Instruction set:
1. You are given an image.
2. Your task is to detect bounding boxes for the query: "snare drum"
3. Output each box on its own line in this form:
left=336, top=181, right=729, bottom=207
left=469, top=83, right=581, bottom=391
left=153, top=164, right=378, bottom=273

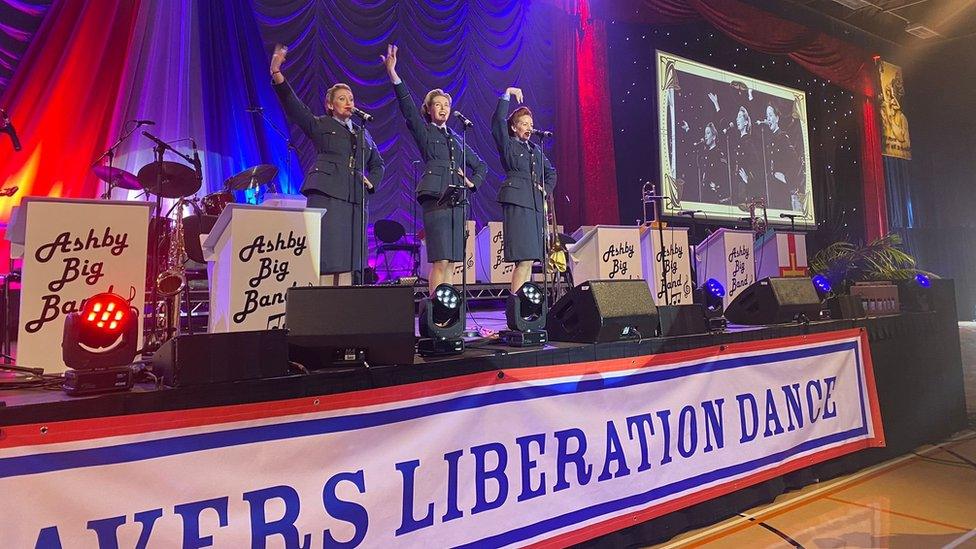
left=201, top=191, right=233, bottom=216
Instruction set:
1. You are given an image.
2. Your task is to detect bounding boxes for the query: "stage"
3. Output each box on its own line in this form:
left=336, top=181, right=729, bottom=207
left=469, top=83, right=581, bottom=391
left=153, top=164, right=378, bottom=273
left=0, top=282, right=967, bottom=547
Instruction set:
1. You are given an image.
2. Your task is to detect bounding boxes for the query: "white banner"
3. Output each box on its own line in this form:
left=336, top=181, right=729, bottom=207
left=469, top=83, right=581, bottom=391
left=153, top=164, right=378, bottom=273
left=14, top=198, right=150, bottom=373
left=0, top=330, right=882, bottom=547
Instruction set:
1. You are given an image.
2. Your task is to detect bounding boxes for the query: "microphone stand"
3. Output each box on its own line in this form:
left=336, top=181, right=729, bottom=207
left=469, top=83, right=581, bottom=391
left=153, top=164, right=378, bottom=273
left=250, top=107, right=294, bottom=192
left=141, top=131, right=195, bottom=350
left=358, top=117, right=368, bottom=285
left=645, top=185, right=671, bottom=307
left=535, top=134, right=551, bottom=311
left=459, top=124, right=471, bottom=337
left=411, top=160, right=424, bottom=281
left=92, top=120, right=144, bottom=199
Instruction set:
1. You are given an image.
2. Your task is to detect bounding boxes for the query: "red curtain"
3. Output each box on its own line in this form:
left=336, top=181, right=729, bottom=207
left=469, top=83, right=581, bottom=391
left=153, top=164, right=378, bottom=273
left=0, top=0, right=141, bottom=271
left=552, top=0, right=620, bottom=231
left=552, top=0, right=889, bottom=239
left=0, top=0, right=142, bottom=219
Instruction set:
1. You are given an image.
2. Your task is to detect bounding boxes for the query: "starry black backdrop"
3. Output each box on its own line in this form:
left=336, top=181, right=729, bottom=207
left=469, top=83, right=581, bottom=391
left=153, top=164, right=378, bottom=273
left=606, top=20, right=865, bottom=251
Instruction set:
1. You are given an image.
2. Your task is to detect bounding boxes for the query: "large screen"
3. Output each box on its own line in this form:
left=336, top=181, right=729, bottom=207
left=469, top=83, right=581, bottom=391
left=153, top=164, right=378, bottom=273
left=657, top=51, right=815, bottom=226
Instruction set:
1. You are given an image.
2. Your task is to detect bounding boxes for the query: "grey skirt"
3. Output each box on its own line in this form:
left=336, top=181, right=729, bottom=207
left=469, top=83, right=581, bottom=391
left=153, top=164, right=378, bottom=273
left=305, top=192, right=364, bottom=274
left=502, top=203, right=544, bottom=263
left=421, top=196, right=465, bottom=262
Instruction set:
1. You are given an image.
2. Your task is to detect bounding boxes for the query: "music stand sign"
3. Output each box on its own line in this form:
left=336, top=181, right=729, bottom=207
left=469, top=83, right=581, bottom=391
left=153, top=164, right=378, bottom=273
left=203, top=204, right=322, bottom=333
left=7, top=198, right=150, bottom=373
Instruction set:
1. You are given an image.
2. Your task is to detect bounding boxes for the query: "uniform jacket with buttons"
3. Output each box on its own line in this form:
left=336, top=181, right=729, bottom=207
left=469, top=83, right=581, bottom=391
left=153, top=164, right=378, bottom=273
left=394, top=81, right=486, bottom=202
left=273, top=80, right=384, bottom=204
left=491, top=97, right=556, bottom=211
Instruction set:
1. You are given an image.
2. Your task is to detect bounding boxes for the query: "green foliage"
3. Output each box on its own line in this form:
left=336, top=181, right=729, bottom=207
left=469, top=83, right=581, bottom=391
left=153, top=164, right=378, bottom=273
left=809, top=234, right=935, bottom=291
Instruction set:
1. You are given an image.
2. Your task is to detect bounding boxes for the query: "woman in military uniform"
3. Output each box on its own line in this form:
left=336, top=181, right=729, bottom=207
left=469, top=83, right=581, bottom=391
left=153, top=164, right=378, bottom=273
left=491, top=87, right=556, bottom=293
left=270, top=44, right=385, bottom=285
left=382, top=44, right=487, bottom=295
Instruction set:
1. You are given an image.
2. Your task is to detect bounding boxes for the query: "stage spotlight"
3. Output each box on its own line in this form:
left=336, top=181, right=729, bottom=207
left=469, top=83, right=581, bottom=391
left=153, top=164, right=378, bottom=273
left=62, top=288, right=139, bottom=395
left=693, top=278, right=726, bottom=330
left=418, top=283, right=465, bottom=355
left=501, top=282, right=548, bottom=347
left=812, top=274, right=832, bottom=297
left=915, top=273, right=931, bottom=288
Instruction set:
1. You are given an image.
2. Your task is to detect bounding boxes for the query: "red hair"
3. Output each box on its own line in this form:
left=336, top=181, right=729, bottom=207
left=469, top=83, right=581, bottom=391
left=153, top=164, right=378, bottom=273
left=507, top=106, right=533, bottom=136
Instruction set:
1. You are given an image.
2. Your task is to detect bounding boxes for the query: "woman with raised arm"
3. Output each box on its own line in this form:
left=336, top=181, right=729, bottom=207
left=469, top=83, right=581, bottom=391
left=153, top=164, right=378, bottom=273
left=491, top=87, right=556, bottom=293
left=382, top=44, right=487, bottom=295
left=269, top=44, right=385, bottom=285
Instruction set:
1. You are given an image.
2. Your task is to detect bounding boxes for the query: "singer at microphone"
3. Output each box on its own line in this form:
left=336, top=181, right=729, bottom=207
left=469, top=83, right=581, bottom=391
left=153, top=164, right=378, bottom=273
left=698, top=122, right=730, bottom=204
left=493, top=84, right=557, bottom=293
left=270, top=41, right=385, bottom=283
left=383, top=42, right=487, bottom=295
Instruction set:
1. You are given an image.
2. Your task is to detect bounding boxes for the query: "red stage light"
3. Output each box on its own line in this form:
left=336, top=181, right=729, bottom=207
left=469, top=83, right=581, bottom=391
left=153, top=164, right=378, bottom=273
left=62, top=288, right=139, bottom=371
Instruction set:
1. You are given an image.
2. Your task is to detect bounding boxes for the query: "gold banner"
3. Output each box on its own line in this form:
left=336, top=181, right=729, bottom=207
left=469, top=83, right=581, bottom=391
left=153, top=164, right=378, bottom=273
left=879, top=60, right=911, bottom=160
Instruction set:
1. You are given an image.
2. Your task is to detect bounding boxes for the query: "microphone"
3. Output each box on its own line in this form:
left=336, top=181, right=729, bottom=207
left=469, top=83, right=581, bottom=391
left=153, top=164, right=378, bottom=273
left=133, top=119, right=155, bottom=126
left=691, top=137, right=706, bottom=146
left=721, top=121, right=735, bottom=134
left=453, top=111, right=474, bottom=128
left=779, top=213, right=799, bottom=219
left=679, top=209, right=703, bottom=216
left=532, top=129, right=553, bottom=138
left=351, top=107, right=373, bottom=122
left=245, top=106, right=264, bottom=113
left=142, top=131, right=171, bottom=151
left=1, top=109, right=22, bottom=151
left=755, top=120, right=771, bottom=126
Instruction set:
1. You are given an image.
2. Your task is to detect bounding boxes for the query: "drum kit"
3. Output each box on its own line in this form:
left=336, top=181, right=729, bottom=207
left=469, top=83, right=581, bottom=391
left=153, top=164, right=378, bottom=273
left=92, top=137, right=280, bottom=348
left=93, top=161, right=280, bottom=216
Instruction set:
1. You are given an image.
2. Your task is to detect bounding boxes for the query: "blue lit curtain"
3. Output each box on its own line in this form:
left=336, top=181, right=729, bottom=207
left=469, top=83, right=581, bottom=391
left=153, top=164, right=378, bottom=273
left=108, top=0, right=301, bottom=199
left=252, top=0, right=557, bottom=228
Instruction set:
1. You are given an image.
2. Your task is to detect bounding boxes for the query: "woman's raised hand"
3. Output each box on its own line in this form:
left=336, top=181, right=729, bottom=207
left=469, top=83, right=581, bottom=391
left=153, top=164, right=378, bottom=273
left=381, top=44, right=399, bottom=81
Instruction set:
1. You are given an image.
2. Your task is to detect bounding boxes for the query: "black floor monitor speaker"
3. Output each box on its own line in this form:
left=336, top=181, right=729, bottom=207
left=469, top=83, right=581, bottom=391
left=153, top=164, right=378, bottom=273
left=286, top=285, right=416, bottom=368
left=151, top=329, right=289, bottom=387
left=724, top=277, right=822, bottom=325
left=657, top=304, right=709, bottom=336
left=546, top=279, right=657, bottom=343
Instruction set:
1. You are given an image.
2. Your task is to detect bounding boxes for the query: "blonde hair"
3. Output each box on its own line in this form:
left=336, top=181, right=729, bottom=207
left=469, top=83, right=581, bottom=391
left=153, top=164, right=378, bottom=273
left=507, top=106, right=533, bottom=136
left=421, top=88, right=452, bottom=122
left=325, top=83, right=353, bottom=113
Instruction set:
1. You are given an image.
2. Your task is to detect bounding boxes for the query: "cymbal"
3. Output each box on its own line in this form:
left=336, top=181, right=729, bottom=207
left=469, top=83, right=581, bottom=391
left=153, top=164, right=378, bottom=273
left=93, top=166, right=142, bottom=190
left=137, top=161, right=201, bottom=198
left=223, top=164, right=278, bottom=191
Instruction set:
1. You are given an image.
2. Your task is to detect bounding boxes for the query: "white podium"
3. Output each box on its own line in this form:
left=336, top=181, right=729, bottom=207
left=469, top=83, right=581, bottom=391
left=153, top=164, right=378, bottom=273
left=567, top=225, right=643, bottom=284
left=419, top=220, right=476, bottom=284
left=6, top=197, right=151, bottom=373
left=640, top=225, right=693, bottom=305
left=203, top=203, right=323, bottom=333
left=475, top=222, right=511, bottom=283
left=755, top=230, right=809, bottom=279
left=696, top=228, right=756, bottom=307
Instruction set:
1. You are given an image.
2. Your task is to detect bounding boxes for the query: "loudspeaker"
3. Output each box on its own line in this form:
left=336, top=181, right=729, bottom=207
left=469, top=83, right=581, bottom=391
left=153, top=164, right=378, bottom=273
left=546, top=280, right=657, bottom=343
left=825, top=294, right=866, bottom=319
left=657, top=304, right=708, bottom=336
left=286, top=285, right=415, bottom=367
left=151, top=329, right=289, bottom=387
left=724, top=277, right=822, bottom=325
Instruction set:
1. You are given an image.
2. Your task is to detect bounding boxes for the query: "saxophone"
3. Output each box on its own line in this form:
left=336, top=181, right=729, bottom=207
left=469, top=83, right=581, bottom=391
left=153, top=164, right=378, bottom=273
left=156, top=198, right=188, bottom=339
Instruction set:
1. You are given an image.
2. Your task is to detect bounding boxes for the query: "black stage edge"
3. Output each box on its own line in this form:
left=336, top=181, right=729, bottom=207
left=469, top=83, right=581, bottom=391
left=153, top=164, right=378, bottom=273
left=0, top=281, right=967, bottom=547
